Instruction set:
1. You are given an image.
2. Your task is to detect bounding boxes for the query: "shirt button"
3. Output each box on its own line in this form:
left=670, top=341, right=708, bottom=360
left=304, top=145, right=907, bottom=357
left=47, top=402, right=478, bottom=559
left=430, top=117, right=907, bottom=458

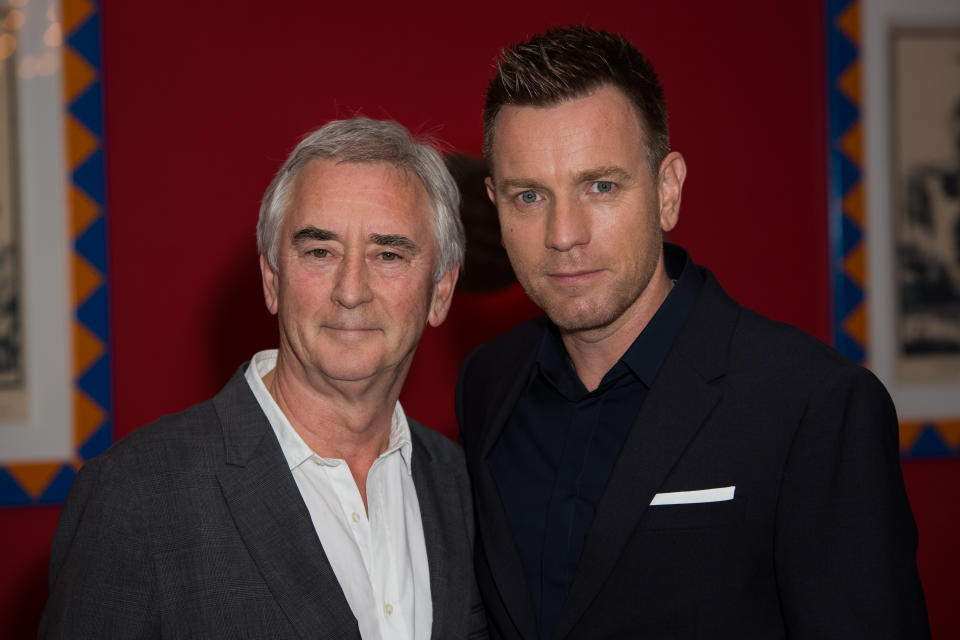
left=384, top=604, right=393, bottom=616
left=351, top=512, right=360, bottom=523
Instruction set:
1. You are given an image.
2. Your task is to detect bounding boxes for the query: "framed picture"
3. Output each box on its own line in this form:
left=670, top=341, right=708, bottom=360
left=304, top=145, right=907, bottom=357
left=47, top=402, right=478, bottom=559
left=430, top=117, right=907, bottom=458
left=0, top=0, right=112, bottom=505
left=890, top=27, right=960, bottom=385
left=828, top=0, right=960, bottom=458
left=0, top=5, right=26, bottom=419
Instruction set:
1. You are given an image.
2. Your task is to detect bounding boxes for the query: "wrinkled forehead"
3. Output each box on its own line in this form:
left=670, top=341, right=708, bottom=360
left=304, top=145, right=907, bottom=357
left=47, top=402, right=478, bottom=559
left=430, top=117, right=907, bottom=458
left=283, top=159, right=433, bottom=230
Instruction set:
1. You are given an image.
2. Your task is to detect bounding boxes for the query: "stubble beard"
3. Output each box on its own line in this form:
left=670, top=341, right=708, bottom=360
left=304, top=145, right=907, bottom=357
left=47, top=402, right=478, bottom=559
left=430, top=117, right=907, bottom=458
left=516, top=246, right=661, bottom=334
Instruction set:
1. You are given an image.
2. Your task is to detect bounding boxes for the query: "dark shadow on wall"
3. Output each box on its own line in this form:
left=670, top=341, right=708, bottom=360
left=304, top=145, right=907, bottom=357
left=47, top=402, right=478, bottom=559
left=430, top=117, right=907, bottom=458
left=0, top=505, right=61, bottom=639
left=205, top=238, right=278, bottom=388
left=445, top=153, right=516, bottom=293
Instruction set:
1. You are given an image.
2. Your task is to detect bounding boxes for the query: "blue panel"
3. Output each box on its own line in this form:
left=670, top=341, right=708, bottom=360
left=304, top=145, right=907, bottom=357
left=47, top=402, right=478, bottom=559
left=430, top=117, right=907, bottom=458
left=0, top=469, right=32, bottom=506
left=73, top=148, right=105, bottom=206
left=69, top=80, right=104, bottom=139
left=827, top=28, right=857, bottom=81
left=75, top=215, right=108, bottom=275
left=79, top=421, right=112, bottom=461
left=909, top=426, right=951, bottom=457
left=77, top=354, right=112, bottom=413
left=828, top=89, right=858, bottom=139
left=38, top=466, right=79, bottom=504
left=836, top=272, right=864, bottom=313
left=840, top=214, right=862, bottom=254
left=67, top=11, right=101, bottom=69
left=76, top=286, right=109, bottom=344
left=835, top=331, right=865, bottom=364
left=836, top=151, right=861, bottom=196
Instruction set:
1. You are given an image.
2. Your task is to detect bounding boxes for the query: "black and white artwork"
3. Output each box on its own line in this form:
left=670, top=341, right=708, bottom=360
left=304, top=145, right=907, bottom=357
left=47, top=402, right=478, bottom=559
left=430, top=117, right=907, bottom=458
left=0, top=5, right=26, bottom=419
left=893, top=26, right=960, bottom=384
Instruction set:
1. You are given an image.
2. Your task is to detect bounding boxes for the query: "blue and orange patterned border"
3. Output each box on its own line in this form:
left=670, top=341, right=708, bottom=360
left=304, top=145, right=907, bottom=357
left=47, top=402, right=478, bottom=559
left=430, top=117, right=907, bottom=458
left=827, top=0, right=960, bottom=458
left=0, top=0, right=111, bottom=504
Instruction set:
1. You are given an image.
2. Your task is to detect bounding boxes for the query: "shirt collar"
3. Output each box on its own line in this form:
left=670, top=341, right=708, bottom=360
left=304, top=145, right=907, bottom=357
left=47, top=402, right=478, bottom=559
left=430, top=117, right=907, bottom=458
left=535, top=243, right=703, bottom=398
left=244, top=349, right=414, bottom=474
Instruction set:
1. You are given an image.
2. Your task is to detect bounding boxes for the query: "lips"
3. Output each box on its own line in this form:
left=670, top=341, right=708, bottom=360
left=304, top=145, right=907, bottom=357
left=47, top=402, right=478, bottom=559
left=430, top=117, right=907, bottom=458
left=547, top=269, right=603, bottom=285
left=323, top=325, right=379, bottom=340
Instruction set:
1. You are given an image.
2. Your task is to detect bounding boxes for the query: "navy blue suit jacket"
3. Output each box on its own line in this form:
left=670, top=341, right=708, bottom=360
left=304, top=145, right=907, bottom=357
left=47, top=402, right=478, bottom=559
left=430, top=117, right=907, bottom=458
left=456, top=262, right=929, bottom=639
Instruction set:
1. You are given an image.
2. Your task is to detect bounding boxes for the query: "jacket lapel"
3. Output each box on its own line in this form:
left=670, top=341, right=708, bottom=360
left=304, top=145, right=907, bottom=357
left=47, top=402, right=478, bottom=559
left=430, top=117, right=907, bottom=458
left=472, top=320, right=546, bottom=640
left=213, top=369, right=360, bottom=640
left=554, top=271, right=739, bottom=639
left=409, top=427, right=454, bottom=640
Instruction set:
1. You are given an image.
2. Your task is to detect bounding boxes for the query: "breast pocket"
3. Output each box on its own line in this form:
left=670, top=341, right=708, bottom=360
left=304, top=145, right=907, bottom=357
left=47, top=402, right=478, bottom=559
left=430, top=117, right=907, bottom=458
left=640, top=497, right=746, bottom=531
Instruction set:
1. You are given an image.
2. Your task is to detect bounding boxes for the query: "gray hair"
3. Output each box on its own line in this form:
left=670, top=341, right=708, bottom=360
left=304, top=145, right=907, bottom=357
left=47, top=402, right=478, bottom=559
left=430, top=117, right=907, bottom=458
left=257, top=117, right=464, bottom=282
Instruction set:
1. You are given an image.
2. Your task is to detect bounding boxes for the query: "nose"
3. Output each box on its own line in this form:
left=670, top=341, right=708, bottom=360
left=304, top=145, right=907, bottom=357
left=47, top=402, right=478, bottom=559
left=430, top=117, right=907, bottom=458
left=545, top=197, right=590, bottom=252
left=332, top=253, right=373, bottom=308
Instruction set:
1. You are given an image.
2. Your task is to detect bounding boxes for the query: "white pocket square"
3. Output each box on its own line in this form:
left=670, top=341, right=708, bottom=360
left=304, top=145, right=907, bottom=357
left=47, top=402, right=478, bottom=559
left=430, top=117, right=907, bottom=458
left=650, top=485, right=735, bottom=506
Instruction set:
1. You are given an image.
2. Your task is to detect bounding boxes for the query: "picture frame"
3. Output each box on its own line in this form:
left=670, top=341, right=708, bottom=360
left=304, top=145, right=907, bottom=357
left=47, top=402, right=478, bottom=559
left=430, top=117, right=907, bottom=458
left=0, top=0, right=112, bottom=505
left=828, top=0, right=960, bottom=458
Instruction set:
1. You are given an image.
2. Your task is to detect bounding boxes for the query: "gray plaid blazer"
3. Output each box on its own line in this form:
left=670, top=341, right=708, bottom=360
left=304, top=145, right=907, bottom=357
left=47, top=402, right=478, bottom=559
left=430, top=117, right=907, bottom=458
left=39, top=366, right=487, bottom=639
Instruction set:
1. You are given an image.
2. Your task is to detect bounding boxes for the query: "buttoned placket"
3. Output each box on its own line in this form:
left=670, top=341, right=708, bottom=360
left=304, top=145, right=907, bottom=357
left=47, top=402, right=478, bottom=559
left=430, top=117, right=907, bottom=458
left=314, top=451, right=409, bottom=638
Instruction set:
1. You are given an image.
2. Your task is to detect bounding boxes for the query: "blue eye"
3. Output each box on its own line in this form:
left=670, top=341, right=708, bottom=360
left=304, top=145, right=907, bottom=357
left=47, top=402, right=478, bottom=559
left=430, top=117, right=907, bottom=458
left=593, top=181, right=614, bottom=193
left=519, top=190, right=539, bottom=204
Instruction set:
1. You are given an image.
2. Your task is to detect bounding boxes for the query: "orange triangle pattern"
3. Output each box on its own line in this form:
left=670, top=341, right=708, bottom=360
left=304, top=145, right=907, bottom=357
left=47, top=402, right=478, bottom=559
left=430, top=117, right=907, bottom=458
left=62, top=0, right=95, bottom=37
left=66, top=115, right=99, bottom=169
left=73, top=320, right=104, bottom=377
left=70, top=184, right=100, bottom=237
left=63, top=48, right=95, bottom=103
left=837, top=60, right=861, bottom=107
left=842, top=181, right=864, bottom=227
left=73, top=253, right=102, bottom=306
left=843, top=242, right=865, bottom=287
left=839, top=121, right=863, bottom=167
left=842, top=302, right=867, bottom=347
left=898, top=421, right=925, bottom=451
left=935, top=420, right=960, bottom=450
left=74, top=389, right=105, bottom=446
left=836, top=1, right=860, bottom=46
left=6, top=463, right=63, bottom=499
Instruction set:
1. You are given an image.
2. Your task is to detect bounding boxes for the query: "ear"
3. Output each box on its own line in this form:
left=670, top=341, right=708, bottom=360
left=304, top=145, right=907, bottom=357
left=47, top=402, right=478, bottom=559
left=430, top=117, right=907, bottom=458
left=484, top=176, right=497, bottom=206
left=260, top=253, right=280, bottom=316
left=427, top=266, right=460, bottom=328
left=657, top=151, right=686, bottom=233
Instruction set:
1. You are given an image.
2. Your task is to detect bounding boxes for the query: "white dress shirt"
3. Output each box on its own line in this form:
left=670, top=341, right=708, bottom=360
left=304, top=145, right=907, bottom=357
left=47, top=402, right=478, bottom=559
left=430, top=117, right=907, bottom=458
left=245, top=350, right=432, bottom=640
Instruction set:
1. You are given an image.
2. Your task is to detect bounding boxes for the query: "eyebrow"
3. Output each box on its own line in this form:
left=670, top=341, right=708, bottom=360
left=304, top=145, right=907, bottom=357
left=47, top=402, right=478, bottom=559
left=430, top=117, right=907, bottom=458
left=497, top=177, right=547, bottom=191
left=292, top=227, right=419, bottom=254
left=574, top=166, right=633, bottom=184
left=293, top=226, right=338, bottom=244
left=370, top=233, right=419, bottom=254
left=497, top=166, right=633, bottom=191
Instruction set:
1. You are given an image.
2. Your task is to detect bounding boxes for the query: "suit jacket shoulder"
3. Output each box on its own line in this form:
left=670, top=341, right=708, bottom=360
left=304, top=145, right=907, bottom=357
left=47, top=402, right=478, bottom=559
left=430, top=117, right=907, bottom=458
left=456, top=316, right=548, bottom=455
left=41, top=369, right=358, bottom=640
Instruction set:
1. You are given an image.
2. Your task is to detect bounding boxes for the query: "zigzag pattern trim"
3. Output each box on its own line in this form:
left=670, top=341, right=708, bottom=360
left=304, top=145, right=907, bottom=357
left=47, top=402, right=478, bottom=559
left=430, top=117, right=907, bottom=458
left=827, top=0, right=958, bottom=459
left=0, top=0, right=111, bottom=504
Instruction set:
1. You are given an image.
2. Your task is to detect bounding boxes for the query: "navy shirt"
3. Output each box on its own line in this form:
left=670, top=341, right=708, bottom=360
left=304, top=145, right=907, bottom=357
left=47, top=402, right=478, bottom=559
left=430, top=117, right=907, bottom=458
left=487, top=245, right=702, bottom=639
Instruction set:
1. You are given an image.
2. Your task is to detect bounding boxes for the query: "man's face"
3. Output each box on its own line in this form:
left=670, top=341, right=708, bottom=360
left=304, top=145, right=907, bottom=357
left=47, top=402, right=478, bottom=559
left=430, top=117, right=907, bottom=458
left=261, top=159, right=457, bottom=385
left=486, top=84, right=683, bottom=334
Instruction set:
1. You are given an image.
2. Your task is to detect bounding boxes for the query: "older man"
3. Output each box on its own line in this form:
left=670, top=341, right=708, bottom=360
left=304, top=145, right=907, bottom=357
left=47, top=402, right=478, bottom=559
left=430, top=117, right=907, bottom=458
left=41, top=118, right=486, bottom=639
left=456, top=26, right=930, bottom=639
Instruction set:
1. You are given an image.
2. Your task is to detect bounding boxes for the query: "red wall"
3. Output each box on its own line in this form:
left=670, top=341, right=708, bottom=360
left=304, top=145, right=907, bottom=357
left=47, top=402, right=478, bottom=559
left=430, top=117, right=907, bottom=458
left=1, top=1, right=956, bottom=636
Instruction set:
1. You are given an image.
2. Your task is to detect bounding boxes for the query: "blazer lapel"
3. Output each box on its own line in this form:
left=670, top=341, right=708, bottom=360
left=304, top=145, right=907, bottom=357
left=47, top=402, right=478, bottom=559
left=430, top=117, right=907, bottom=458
left=554, top=271, right=739, bottom=639
left=213, top=370, right=360, bottom=640
left=409, top=428, right=454, bottom=640
left=472, top=321, right=545, bottom=640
